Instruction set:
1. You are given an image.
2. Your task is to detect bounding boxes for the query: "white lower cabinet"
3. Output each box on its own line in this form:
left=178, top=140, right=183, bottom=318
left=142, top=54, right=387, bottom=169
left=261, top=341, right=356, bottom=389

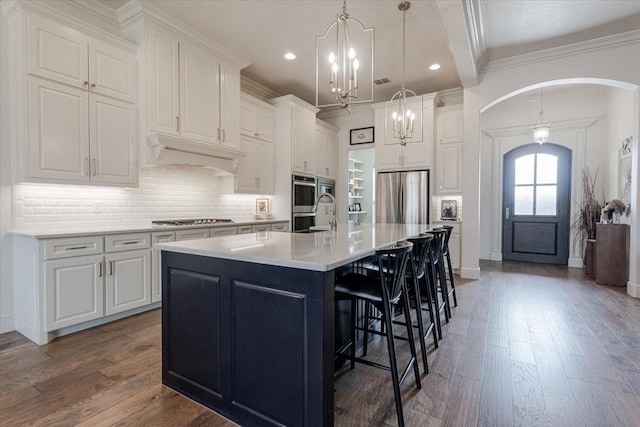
left=151, top=231, right=175, bottom=303
left=449, top=233, right=460, bottom=270
left=176, top=228, right=210, bottom=240
left=210, top=226, right=238, bottom=237
left=105, top=249, right=151, bottom=315
left=45, top=254, right=104, bottom=331
left=271, top=222, right=289, bottom=231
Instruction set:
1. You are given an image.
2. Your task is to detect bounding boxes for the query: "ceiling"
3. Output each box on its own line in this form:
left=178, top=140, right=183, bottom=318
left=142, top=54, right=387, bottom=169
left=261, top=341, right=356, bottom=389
left=100, top=0, right=640, bottom=109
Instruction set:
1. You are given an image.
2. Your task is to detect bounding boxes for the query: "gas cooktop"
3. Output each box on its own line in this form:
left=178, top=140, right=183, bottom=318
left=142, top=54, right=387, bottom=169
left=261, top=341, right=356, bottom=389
left=152, top=219, right=234, bottom=226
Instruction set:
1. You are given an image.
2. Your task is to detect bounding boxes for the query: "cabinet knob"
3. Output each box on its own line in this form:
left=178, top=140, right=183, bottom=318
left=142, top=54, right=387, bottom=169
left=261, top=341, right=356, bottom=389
left=255, top=133, right=259, bottom=137
left=90, top=83, right=96, bottom=88
left=83, top=81, right=89, bottom=86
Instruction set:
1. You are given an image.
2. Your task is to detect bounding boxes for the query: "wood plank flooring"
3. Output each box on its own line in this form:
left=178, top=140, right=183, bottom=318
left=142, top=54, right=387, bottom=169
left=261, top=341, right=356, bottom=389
left=1, top=260, right=639, bottom=426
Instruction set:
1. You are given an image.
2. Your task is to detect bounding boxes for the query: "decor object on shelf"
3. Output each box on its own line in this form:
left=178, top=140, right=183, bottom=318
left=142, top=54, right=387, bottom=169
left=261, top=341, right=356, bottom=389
left=315, top=0, right=374, bottom=112
left=601, top=199, right=627, bottom=224
left=440, top=200, right=458, bottom=220
left=532, top=87, right=551, bottom=144
left=389, top=1, right=416, bottom=145
left=256, top=198, right=270, bottom=214
left=620, top=136, right=633, bottom=206
left=350, top=127, right=374, bottom=145
left=354, top=203, right=361, bottom=211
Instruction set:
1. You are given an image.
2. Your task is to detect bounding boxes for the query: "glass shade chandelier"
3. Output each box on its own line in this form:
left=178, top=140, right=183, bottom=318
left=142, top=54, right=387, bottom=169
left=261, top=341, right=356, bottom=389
left=316, top=0, right=374, bottom=112
left=390, top=2, right=416, bottom=145
left=533, top=87, right=551, bottom=144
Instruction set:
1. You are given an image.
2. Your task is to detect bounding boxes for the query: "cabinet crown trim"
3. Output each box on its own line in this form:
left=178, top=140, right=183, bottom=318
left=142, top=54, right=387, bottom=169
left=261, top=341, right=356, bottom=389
left=147, top=134, right=246, bottom=175
left=118, top=0, right=251, bottom=70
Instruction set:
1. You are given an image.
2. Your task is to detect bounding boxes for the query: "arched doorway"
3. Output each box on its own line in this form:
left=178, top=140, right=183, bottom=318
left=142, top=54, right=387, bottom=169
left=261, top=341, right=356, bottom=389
left=502, top=143, right=572, bottom=264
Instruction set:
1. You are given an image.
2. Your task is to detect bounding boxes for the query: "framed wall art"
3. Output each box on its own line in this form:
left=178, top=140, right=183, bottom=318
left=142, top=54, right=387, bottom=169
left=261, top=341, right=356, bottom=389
left=350, top=127, right=374, bottom=145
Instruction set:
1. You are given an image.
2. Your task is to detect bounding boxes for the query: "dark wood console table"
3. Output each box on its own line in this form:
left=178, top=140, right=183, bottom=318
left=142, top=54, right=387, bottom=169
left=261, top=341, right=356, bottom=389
left=595, top=223, right=630, bottom=286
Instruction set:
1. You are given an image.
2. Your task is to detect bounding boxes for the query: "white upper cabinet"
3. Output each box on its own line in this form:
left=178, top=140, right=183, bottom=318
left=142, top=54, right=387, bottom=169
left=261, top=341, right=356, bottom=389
left=27, top=14, right=136, bottom=103
left=179, top=40, right=220, bottom=143
left=291, top=104, right=317, bottom=174
left=146, top=23, right=241, bottom=149
left=240, top=93, right=274, bottom=142
left=373, top=93, right=438, bottom=171
left=17, top=12, right=138, bottom=186
left=147, top=24, right=180, bottom=136
left=315, top=121, right=338, bottom=179
left=435, top=105, right=463, bottom=194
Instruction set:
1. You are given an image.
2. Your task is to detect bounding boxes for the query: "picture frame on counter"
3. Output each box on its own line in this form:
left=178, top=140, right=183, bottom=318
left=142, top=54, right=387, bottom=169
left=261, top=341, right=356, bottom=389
left=350, top=127, right=374, bottom=145
left=256, top=198, right=270, bottom=214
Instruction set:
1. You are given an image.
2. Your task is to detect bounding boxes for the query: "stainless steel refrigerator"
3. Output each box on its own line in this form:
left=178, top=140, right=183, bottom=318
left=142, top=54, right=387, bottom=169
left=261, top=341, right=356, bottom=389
left=376, top=170, right=429, bottom=224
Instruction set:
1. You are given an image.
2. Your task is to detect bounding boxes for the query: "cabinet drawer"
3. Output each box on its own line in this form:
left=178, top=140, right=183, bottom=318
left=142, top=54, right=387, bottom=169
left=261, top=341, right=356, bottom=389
left=251, top=224, right=271, bottom=232
left=176, top=228, right=210, bottom=241
left=210, top=226, right=238, bottom=237
left=270, top=222, right=289, bottom=231
left=237, top=225, right=253, bottom=234
left=44, top=236, right=103, bottom=260
left=105, top=233, right=151, bottom=252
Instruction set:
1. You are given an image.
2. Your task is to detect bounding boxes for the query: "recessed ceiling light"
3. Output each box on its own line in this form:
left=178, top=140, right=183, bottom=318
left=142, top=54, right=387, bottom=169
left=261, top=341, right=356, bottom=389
left=284, top=52, right=296, bottom=60
left=429, top=63, right=441, bottom=71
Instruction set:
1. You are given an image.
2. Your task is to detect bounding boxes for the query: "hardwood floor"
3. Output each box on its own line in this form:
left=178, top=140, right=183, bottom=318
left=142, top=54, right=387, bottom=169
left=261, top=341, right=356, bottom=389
left=1, top=260, right=639, bottom=426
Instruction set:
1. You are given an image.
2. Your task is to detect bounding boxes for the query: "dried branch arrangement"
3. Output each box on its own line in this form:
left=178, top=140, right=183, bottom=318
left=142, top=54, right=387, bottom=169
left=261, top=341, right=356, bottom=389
left=572, top=167, right=602, bottom=252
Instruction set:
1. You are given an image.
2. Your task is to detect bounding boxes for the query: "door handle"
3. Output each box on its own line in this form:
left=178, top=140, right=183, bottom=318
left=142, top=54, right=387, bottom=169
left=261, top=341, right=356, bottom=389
left=92, top=159, right=96, bottom=176
left=84, top=158, right=89, bottom=176
left=222, top=129, right=226, bottom=142
left=176, top=116, right=180, bottom=132
left=505, top=207, right=510, bottom=219
left=98, top=261, right=103, bottom=278
left=108, top=261, right=114, bottom=276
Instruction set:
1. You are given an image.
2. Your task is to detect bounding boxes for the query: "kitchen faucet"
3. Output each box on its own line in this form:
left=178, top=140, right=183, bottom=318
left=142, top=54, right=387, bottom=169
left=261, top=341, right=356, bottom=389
left=313, top=192, right=337, bottom=231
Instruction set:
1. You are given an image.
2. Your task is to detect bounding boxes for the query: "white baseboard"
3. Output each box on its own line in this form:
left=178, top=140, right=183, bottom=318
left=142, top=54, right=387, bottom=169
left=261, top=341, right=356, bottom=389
left=568, top=257, right=584, bottom=268
left=479, top=251, right=491, bottom=260
left=460, top=266, right=480, bottom=280
left=0, top=314, right=15, bottom=334
left=490, top=252, right=502, bottom=261
left=628, top=280, right=640, bottom=298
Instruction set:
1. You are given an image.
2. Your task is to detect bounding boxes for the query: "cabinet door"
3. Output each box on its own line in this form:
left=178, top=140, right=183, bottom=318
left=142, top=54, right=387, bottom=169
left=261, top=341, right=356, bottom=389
left=256, top=140, right=275, bottom=194
left=219, top=63, right=240, bottom=148
left=240, top=102, right=257, bottom=138
left=45, top=255, right=103, bottom=331
left=291, top=106, right=307, bottom=173
left=255, top=105, right=274, bottom=142
left=303, top=111, right=317, bottom=174
left=237, top=225, right=253, bottom=234
left=152, top=232, right=175, bottom=303
left=28, top=76, right=90, bottom=182
left=438, top=142, right=462, bottom=193
left=89, top=93, right=137, bottom=185
left=251, top=224, right=271, bottom=232
left=375, top=142, right=403, bottom=170
left=326, top=130, right=338, bottom=179
left=180, top=41, right=220, bottom=143
left=235, top=138, right=258, bottom=193
left=105, top=249, right=151, bottom=315
left=437, top=107, right=463, bottom=144
left=89, top=39, right=137, bottom=104
left=271, top=222, right=289, bottom=231
left=404, top=110, right=432, bottom=169
left=314, top=128, right=327, bottom=177
left=147, top=25, right=179, bottom=136
left=449, top=233, right=460, bottom=269
left=27, top=14, right=89, bottom=89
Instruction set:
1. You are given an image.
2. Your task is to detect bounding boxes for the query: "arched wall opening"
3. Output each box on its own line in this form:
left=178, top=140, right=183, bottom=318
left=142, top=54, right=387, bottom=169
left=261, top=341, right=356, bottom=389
left=475, top=78, right=638, bottom=294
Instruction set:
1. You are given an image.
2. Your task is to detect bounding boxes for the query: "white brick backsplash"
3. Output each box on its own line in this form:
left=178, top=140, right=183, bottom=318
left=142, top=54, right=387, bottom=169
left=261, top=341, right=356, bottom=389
left=14, top=165, right=265, bottom=230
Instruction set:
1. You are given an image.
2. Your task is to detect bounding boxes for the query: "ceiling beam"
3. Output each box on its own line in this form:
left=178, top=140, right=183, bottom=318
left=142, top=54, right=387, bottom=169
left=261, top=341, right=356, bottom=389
left=436, top=0, right=484, bottom=88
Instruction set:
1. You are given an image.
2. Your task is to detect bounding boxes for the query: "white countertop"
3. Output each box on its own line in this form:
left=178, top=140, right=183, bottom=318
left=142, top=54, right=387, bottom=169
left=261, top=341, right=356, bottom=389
left=11, top=219, right=289, bottom=239
left=156, top=222, right=431, bottom=272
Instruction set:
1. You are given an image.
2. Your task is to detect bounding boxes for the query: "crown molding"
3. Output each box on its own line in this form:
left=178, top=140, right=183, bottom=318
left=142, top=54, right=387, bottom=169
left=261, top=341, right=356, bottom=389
left=483, top=117, right=602, bottom=139
left=240, top=76, right=281, bottom=101
left=316, top=103, right=374, bottom=121
left=483, top=29, right=640, bottom=74
left=268, top=95, right=320, bottom=114
left=463, top=0, right=487, bottom=72
left=117, top=0, right=251, bottom=70
left=1, top=0, right=136, bottom=48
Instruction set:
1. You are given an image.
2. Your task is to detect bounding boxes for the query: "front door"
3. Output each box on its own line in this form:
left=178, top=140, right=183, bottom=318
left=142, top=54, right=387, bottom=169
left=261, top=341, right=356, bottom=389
left=503, top=143, right=571, bottom=264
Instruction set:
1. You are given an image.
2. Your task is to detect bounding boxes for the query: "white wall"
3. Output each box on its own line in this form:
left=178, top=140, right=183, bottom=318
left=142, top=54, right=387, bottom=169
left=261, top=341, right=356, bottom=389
left=606, top=87, right=635, bottom=213
left=461, top=38, right=640, bottom=297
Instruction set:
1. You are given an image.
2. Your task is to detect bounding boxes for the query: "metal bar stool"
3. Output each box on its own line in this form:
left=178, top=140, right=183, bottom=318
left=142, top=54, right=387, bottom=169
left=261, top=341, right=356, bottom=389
left=426, top=229, right=451, bottom=335
left=440, top=225, right=458, bottom=308
left=335, top=240, right=421, bottom=427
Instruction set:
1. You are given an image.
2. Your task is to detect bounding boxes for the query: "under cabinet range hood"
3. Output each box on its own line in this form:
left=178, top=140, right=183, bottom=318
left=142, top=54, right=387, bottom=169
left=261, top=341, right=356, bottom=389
left=146, top=134, right=247, bottom=175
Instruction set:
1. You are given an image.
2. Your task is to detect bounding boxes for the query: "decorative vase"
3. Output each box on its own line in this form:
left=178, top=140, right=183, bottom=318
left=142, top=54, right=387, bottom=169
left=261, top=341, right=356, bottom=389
left=585, top=239, right=596, bottom=278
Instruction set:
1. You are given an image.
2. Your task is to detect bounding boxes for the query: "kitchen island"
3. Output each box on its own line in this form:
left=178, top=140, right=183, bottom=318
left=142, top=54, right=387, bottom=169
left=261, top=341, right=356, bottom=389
left=156, top=222, right=427, bottom=427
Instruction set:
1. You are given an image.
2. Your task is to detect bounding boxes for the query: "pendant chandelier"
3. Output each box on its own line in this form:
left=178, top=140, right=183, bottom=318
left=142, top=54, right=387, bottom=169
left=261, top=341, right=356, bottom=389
left=533, top=87, right=551, bottom=144
left=390, top=2, right=416, bottom=145
left=316, top=0, right=374, bottom=112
